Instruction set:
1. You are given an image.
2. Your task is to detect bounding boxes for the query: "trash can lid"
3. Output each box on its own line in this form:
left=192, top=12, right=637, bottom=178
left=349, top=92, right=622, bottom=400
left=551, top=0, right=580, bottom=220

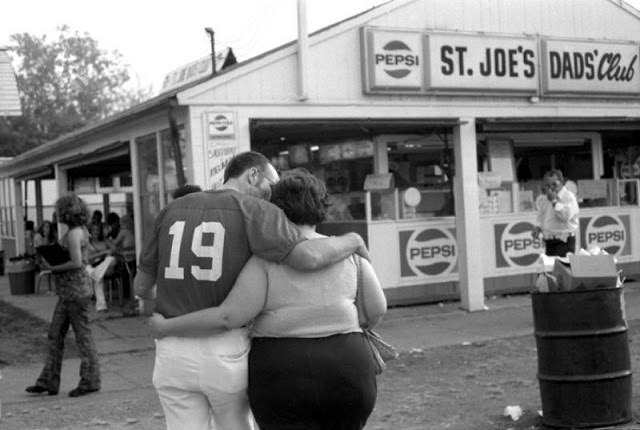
left=6, top=259, right=36, bottom=272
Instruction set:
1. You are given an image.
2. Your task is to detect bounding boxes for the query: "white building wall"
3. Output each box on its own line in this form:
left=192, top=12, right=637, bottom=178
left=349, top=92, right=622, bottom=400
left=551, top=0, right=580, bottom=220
left=180, top=0, right=640, bottom=109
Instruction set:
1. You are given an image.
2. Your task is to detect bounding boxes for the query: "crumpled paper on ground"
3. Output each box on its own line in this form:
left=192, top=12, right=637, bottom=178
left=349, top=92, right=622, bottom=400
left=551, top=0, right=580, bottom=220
left=503, top=405, right=523, bottom=421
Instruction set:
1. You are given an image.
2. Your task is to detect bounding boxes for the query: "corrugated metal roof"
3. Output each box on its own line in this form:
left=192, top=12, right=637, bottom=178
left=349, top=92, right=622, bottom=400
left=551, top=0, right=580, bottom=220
left=0, top=49, right=21, bottom=116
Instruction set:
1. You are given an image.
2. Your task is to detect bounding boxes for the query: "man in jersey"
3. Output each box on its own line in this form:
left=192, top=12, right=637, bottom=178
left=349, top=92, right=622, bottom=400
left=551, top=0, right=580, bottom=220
left=134, top=151, right=369, bottom=430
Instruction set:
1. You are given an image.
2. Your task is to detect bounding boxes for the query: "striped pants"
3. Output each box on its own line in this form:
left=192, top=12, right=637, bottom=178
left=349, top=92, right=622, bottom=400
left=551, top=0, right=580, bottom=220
left=35, top=296, right=101, bottom=393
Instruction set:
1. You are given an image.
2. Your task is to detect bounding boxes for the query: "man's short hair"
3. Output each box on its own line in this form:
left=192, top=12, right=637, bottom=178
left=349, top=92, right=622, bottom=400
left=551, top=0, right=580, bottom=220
left=270, top=168, right=330, bottom=226
left=223, top=151, right=271, bottom=183
left=544, top=169, right=564, bottom=183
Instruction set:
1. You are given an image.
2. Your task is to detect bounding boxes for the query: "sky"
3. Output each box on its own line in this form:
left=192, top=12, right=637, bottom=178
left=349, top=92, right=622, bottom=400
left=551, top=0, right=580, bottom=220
left=2, top=0, right=640, bottom=94
left=1, top=0, right=385, bottom=93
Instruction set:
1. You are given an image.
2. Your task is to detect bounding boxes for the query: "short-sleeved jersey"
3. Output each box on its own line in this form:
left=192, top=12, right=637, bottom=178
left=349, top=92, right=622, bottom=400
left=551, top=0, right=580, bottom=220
left=138, top=189, right=305, bottom=317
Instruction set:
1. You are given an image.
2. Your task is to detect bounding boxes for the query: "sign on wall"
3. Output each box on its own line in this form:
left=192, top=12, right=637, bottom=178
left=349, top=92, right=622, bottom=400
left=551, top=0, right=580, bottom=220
left=361, top=28, right=423, bottom=92
left=399, top=227, right=458, bottom=278
left=425, top=34, right=538, bottom=92
left=580, top=214, right=631, bottom=257
left=494, top=221, right=544, bottom=268
left=541, top=40, right=640, bottom=95
left=205, top=141, right=237, bottom=190
left=361, top=27, right=640, bottom=97
left=203, top=111, right=237, bottom=189
left=207, top=112, right=235, bottom=138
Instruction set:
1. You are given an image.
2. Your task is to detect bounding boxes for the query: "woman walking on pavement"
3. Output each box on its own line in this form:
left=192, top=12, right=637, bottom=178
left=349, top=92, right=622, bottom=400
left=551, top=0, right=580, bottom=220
left=25, top=194, right=101, bottom=397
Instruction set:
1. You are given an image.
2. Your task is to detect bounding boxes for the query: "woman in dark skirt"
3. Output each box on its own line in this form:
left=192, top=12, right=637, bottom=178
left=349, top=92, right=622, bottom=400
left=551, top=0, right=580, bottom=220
left=151, top=169, right=387, bottom=429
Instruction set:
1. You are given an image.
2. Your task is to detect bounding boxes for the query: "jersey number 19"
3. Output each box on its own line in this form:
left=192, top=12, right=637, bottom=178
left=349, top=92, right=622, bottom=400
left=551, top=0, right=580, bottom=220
left=164, top=221, right=225, bottom=281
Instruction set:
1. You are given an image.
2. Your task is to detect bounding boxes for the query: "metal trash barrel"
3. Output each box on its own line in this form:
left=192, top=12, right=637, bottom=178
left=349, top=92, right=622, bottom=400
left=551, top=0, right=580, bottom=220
left=531, top=287, right=632, bottom=428
left=7, top=258, right=36, bottom=295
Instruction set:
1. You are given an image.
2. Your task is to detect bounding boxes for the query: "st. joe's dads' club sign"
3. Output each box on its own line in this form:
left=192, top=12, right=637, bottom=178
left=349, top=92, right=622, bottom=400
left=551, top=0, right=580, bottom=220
left=399, top=227, right=457, bottom=278
left=542, top=40, right=639, bottom=95
left=361, top=27, right=640, bottom=96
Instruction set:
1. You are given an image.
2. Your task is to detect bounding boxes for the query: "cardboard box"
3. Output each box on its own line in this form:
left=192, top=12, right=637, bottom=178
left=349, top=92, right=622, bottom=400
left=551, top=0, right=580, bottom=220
left=552, top=254, right=618, bottom=291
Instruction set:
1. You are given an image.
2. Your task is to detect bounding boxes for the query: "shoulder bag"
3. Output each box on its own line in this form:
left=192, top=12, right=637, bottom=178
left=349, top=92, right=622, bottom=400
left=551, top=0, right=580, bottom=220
left=355, top=256, right=398, bottom=374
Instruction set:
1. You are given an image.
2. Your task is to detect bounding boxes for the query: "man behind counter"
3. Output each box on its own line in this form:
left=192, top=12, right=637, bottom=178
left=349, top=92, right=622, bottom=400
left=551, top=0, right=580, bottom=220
left=532, top=169, right=579, bottom=257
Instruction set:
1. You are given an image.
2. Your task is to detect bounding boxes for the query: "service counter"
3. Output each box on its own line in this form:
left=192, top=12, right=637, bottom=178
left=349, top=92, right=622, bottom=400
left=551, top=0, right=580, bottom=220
left=320, top=188, right=640, bottom=306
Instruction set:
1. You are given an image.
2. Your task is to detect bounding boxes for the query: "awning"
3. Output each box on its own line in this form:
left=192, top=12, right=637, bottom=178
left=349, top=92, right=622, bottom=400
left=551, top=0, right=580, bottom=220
left=477, top=117, right=640, bottom=132
left=0, top=49, right=21, bottom=116
left=250, top=118, right=462, bottom=144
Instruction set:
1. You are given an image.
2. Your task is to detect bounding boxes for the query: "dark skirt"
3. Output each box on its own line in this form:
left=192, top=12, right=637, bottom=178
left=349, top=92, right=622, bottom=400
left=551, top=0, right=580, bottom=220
left=248, top=332, right=377, bottom=430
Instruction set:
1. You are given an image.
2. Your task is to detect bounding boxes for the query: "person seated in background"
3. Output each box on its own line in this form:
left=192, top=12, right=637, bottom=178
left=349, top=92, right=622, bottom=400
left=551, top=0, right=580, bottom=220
left=25, top=220, right=36, bottom=257
left=107, top=213, right=136, bottom=300
left=91, top=210, right=103, bottom=230
left=34, top=220, right=56, bottom=249
left=105, top=212, right=120, bottom=241
left=34, top=220, right=58, bottom=274
left=86, top=222, right=113, bottom=312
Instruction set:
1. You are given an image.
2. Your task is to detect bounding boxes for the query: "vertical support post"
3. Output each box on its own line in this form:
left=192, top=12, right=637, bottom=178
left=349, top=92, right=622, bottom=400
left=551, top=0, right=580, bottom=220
left=102, top=194, right=110, bottom=218
left=296, top=0, right=309, bottom=101
left=156, top=130, right=167, bottom=209
left=373, top=136, right=388, bottom=174
left=54, top=164, right=69, bottom=239
left=13, top=180, right=24, bottom=255
left=168, top=98, right=186, bottom=189
left=590, top=133, right=603, bottom=179
left=130, top=137, right=143, bottom=262
left=453, top=118, right=485, bottom=311
left=35, top=179, right=43, bottom=225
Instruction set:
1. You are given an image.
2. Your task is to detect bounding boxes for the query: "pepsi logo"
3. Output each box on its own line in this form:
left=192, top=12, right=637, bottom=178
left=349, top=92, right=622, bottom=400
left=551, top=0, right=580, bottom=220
left=500, top=221, right=544, bottom=267
left=405, top=228, right=456, bottom=276
left=213, top=114, right=232, bottom=132
left=375, top=40, right=420, bottom=79
left=585, top=215, right=626, bottom=256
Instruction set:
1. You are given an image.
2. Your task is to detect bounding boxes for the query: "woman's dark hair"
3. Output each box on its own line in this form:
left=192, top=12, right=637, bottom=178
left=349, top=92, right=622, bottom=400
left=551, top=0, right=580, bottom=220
left=105, top=212, right=120, bottom=239
left=37, top=220, right=56, bottom=243
left=106, top=212, right=120, bottom=226
left=270, top=168, right=330, bottom=226
left=544, top=169, right=565, bottom=183
left=223, top=151, right=270, bottom=183
left=55, top=194, right=90, bottom=228
left=92, top=210, right=103, bottom=224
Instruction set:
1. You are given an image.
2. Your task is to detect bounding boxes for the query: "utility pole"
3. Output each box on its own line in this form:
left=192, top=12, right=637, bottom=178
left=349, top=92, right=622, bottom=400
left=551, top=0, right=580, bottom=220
left=205, top=27, right=216, bottom=75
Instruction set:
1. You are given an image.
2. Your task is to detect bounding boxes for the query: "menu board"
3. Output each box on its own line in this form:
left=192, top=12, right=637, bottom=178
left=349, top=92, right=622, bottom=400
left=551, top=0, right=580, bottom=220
left=341, top=142, right=356, bottom=159
left=488, top=140, right=515, bottom=182
left=354, top=140, right=374, bottom=157
left=577, top=179, right=608, bottom=200
left=319, top=144, right=342, bottom=164
left=288, top=144, right=310, bottom=166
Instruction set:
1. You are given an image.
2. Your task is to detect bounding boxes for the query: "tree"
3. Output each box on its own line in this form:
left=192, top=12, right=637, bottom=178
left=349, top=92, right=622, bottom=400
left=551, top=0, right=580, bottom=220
left=0, top=26, right=152, bottom=156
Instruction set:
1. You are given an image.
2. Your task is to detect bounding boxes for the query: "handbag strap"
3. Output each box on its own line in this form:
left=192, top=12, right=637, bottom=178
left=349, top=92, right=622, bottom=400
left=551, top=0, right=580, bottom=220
left=354, top=255, right=371, bottom=328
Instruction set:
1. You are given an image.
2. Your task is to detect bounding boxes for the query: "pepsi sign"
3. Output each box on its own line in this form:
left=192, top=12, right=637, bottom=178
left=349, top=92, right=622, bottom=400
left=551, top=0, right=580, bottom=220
left=362, top=28, right=423, bottom=92
left=581, top=215, right=630, bottom=256
left=495, top=221, right=544, bottom=268
left=399, top=228, right=457, bottom=278
left=207, top=112, right=235, bottom=138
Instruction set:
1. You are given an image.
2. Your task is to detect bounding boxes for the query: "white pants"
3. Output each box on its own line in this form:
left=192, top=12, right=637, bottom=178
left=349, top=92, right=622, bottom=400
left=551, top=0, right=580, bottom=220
left=86, top=256, right=115, bottom=311
left=152, top=328, right=254, bottom=430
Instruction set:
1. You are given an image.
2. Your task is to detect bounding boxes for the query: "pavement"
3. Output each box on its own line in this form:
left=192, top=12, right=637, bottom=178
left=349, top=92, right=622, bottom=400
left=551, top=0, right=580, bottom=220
left=1, top=272, right=640, bottom=426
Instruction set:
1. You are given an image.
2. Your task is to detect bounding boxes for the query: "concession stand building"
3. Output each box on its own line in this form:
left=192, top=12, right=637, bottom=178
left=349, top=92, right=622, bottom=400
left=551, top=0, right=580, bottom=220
left=1, top=0, right=640, bottom=310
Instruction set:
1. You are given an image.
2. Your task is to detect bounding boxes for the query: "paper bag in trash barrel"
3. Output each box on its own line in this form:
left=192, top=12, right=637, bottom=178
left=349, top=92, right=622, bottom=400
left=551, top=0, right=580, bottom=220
left=552, top=254, right=618, bottom=291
